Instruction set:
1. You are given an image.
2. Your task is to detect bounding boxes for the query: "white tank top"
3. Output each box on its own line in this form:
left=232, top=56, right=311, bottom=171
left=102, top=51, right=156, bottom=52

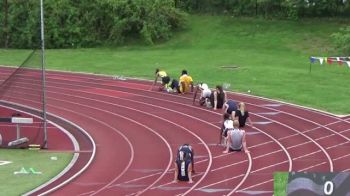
left=229, top=129, right=244, bottom=150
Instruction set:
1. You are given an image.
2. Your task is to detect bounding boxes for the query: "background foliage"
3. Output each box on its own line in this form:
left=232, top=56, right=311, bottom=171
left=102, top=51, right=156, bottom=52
left=0, top=0, right=187, bottom=48
left=1, top=0, right=350, bottom=52
left=175, top=0, right=350, bottom=18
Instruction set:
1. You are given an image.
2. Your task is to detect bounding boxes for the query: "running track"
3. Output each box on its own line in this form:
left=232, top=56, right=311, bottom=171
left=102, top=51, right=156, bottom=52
left=0, top=67, right=349, bottom=195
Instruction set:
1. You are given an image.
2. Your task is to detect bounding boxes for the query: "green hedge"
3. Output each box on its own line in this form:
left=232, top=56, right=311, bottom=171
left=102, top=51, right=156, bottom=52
left=0, top=0, right=187, bottom=49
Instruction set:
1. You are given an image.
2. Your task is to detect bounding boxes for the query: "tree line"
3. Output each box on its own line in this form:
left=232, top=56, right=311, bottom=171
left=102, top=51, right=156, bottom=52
left=175, top=0, right=350, bottom=18
left=1, top=0, right=350, bottom=51
left=0, top=0, right=186, bottom=48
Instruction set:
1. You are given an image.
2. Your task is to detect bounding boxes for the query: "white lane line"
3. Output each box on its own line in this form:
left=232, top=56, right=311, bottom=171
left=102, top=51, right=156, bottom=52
left=252, top=121, right=272, bottom=125
left=342, top=168, right=350, bottom=172
left=8, top=71, right=304, bottom=194
left=5, top=94, right=172, bottom=196
left=7, top=87, right=212, bottom=196
left=293, top=150, right=322, bottom=161
left=47, top=72, right=350, bottom=193
left=0, top=103, right=90, bottom=196
left=238, top=179, right=273, bottom=192
left=255, top=112, right=280, bottom=115
left=260, top=104, right=283, bottom=107
left=298, top=162, right=327, bottom=172
left=326, top=141, right=350, bottom=150
left=333, top=153, right=350, bottom=161
left=226, top=153, right=252, bottom=196
left=39, top=77, right=290, bottom=194
left=197, top=160, right=288, bottom=191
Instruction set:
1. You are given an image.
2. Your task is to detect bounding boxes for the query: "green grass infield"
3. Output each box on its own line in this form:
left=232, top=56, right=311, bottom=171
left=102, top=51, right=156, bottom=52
left=0, top=149, right=72, bottom=195
left=274, top=172, right=289, bottom=196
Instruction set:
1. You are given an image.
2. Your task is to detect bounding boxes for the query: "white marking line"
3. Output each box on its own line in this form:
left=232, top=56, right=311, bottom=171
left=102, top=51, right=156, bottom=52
left=239, top=163, right=314, bottom=193
left=255, top=112, right=280, bottom=115
left=8, top=86, right=220, bottom=195
left=9, top=99, right=133, bottom=196
left=252, top=121, right=272, bottom=125
left=9, top=85, right=214, bottom=196
left=238, top=179, right=273, bottom=192
left=342, top=168, right=350, bottom=172
left=298, top=162, right=327, bottom=172
left=226, top=153, right=252, bottom=196
left=333, top=153, right=350, bottom=161
left=293, top=150, right=322, bottom=161
left=260, top=104, right=283, bottom=107
left=326, top=141, right=350, bottom=150
left=77, top=75, right=350, bottom=192
left=77, top=191, right=95, bottom=196
left=0, top=103, right=88, bottom=196
left=12, top=71, right=346, bottom=193
left=213, top=148, right=283, bottom=172
left=10, top=96, right=174, bottom=196
left=20, top=76, right=292, bottom=194
left=277, top=120, right=342, bottom=141
left=44, top=72, right=348, bottom=191
left=197, top=160, right=288, bottom=191
left=340, top=128, right=350, bottom=133
left=197, top=174, right=245, bottom=190
left=0, top=161, right=12, bottom=166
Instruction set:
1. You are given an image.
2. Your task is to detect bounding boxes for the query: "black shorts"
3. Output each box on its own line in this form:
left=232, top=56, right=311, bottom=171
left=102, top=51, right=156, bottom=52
left=229, top=148, right=241, bottom=152
left=161, top=76, right=170, bottom=85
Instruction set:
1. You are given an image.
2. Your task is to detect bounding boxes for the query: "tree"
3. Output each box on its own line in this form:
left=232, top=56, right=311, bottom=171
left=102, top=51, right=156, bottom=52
left=2, top=0, right=9, bottom=48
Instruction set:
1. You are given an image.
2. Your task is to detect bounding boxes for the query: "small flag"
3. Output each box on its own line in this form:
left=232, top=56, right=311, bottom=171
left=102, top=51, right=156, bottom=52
left=310, top=57, right=316, bottom=63
left=346, top=61, right=350, bottom=68
left=319, top=58, right=324, bottom=65
left=327, top=58, right=333, bottom=64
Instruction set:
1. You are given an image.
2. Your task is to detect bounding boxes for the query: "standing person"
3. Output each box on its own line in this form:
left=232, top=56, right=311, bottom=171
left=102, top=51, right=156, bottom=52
left=223, top=99, right=238, bottom=120
left=179, top=70, right=193, bottom=94
left=235, top=102, right=254, bottom=128
left=174, top=144, right=194, bottom=183
left=151, top=68, right=170, bottom=91
left=192, top=83, right=211, bottom=105
left=223, top=120, right=249, bottom=154
left=210, top=85, right=226, bottom=110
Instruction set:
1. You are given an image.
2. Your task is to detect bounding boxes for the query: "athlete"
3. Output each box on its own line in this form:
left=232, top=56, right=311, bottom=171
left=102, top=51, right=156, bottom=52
left=192, top=83, right=211, bottom=105
left=223, top=120, right=249, bottom=154
left=174, top=144, right=194, bottom=183
left=151, top=68, right=170, bottom=91
left=210, top=85, right=226, bottom=110
left=223, top=99, right=238, bottom=120
left=220, top=113, right=233, bottom=146
left=179, top=70, right=193, bottom=94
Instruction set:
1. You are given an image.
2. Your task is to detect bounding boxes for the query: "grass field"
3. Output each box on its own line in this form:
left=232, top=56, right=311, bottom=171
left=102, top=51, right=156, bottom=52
left=274, top=172, right=289, bottom=196
left=0, top=15, right=349, bottom=115
left=0, top=149, right=72, bottom=195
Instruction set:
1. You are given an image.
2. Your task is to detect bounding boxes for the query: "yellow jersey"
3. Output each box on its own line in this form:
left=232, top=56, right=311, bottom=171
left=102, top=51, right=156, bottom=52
left=179, top=74, right=193, bottom=93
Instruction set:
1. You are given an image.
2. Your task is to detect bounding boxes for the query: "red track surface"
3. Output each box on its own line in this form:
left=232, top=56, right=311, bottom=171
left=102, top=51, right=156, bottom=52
left=1, top=67, right=350, bottom=195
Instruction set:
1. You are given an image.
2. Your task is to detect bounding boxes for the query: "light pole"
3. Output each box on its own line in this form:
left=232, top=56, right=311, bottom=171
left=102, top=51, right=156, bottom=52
left=40, top=0, right=48, bottom=149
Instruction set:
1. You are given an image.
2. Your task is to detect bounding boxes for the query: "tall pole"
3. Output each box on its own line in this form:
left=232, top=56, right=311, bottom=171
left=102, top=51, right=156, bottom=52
left=40, top=0, right=48, bottom=149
